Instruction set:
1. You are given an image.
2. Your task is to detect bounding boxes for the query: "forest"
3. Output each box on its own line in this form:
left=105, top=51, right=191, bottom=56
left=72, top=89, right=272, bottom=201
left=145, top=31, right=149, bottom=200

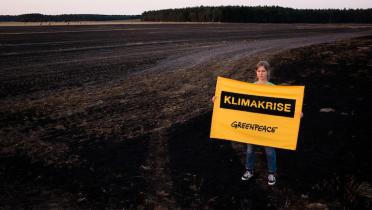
left=142, top=6, right=372, bottom=23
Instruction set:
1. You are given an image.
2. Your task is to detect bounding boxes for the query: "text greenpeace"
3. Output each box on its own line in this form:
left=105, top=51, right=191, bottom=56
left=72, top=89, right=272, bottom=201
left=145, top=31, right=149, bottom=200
left=231, top=121, right=278, bottom=133
left=220, top=91, right=296, bottom=118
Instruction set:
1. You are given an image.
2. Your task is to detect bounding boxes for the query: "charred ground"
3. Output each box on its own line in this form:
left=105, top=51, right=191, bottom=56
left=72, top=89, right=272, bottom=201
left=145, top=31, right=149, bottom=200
left=0, top=23, right=371, bottom=209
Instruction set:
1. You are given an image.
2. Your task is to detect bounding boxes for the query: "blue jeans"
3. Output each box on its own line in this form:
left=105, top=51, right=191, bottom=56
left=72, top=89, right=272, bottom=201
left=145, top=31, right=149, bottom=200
left=245, top=144, right=277, bottom=174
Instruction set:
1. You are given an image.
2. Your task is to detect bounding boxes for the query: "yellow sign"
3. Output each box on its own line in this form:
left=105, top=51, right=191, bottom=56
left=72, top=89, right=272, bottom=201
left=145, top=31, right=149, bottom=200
left=210, top=77, right=304, bottom=150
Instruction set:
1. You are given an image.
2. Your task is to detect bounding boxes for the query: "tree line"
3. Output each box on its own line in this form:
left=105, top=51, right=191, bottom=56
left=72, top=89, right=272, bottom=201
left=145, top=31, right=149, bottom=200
left=0, top=13, right=140, bottom=22
left=142, top=6, right=372, bottom=23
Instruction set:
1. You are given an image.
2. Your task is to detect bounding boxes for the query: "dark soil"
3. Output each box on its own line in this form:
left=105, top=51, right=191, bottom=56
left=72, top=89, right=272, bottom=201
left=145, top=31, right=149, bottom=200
left=270, top=37, right=372, bottom=209
left=0, top=23, right=371, bottom=209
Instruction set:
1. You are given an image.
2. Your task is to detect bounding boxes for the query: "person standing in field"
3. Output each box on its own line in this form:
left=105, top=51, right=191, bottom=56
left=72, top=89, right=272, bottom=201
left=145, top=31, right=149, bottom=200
left=212, top=61, right=281, bottom=185
left=240, top=61, right=277, bottom=185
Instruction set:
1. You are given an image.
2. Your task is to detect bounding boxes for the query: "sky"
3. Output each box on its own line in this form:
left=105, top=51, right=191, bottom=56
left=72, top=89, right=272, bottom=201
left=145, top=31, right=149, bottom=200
left=1, top=0, right=372, bottom=15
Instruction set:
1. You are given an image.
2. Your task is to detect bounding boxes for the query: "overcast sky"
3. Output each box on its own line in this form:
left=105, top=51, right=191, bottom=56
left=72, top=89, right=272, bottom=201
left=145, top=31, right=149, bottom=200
left=2, top=0, right=372, bottom=15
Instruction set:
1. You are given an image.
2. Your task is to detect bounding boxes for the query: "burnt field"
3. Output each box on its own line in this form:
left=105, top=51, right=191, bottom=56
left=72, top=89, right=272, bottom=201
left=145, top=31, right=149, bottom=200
left=1, top=23, right=372, bottom=209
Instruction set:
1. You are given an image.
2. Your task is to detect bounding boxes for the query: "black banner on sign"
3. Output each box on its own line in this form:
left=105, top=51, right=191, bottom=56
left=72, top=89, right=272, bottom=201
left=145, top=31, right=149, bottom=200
left=220, top=91, right=296, bottom=118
